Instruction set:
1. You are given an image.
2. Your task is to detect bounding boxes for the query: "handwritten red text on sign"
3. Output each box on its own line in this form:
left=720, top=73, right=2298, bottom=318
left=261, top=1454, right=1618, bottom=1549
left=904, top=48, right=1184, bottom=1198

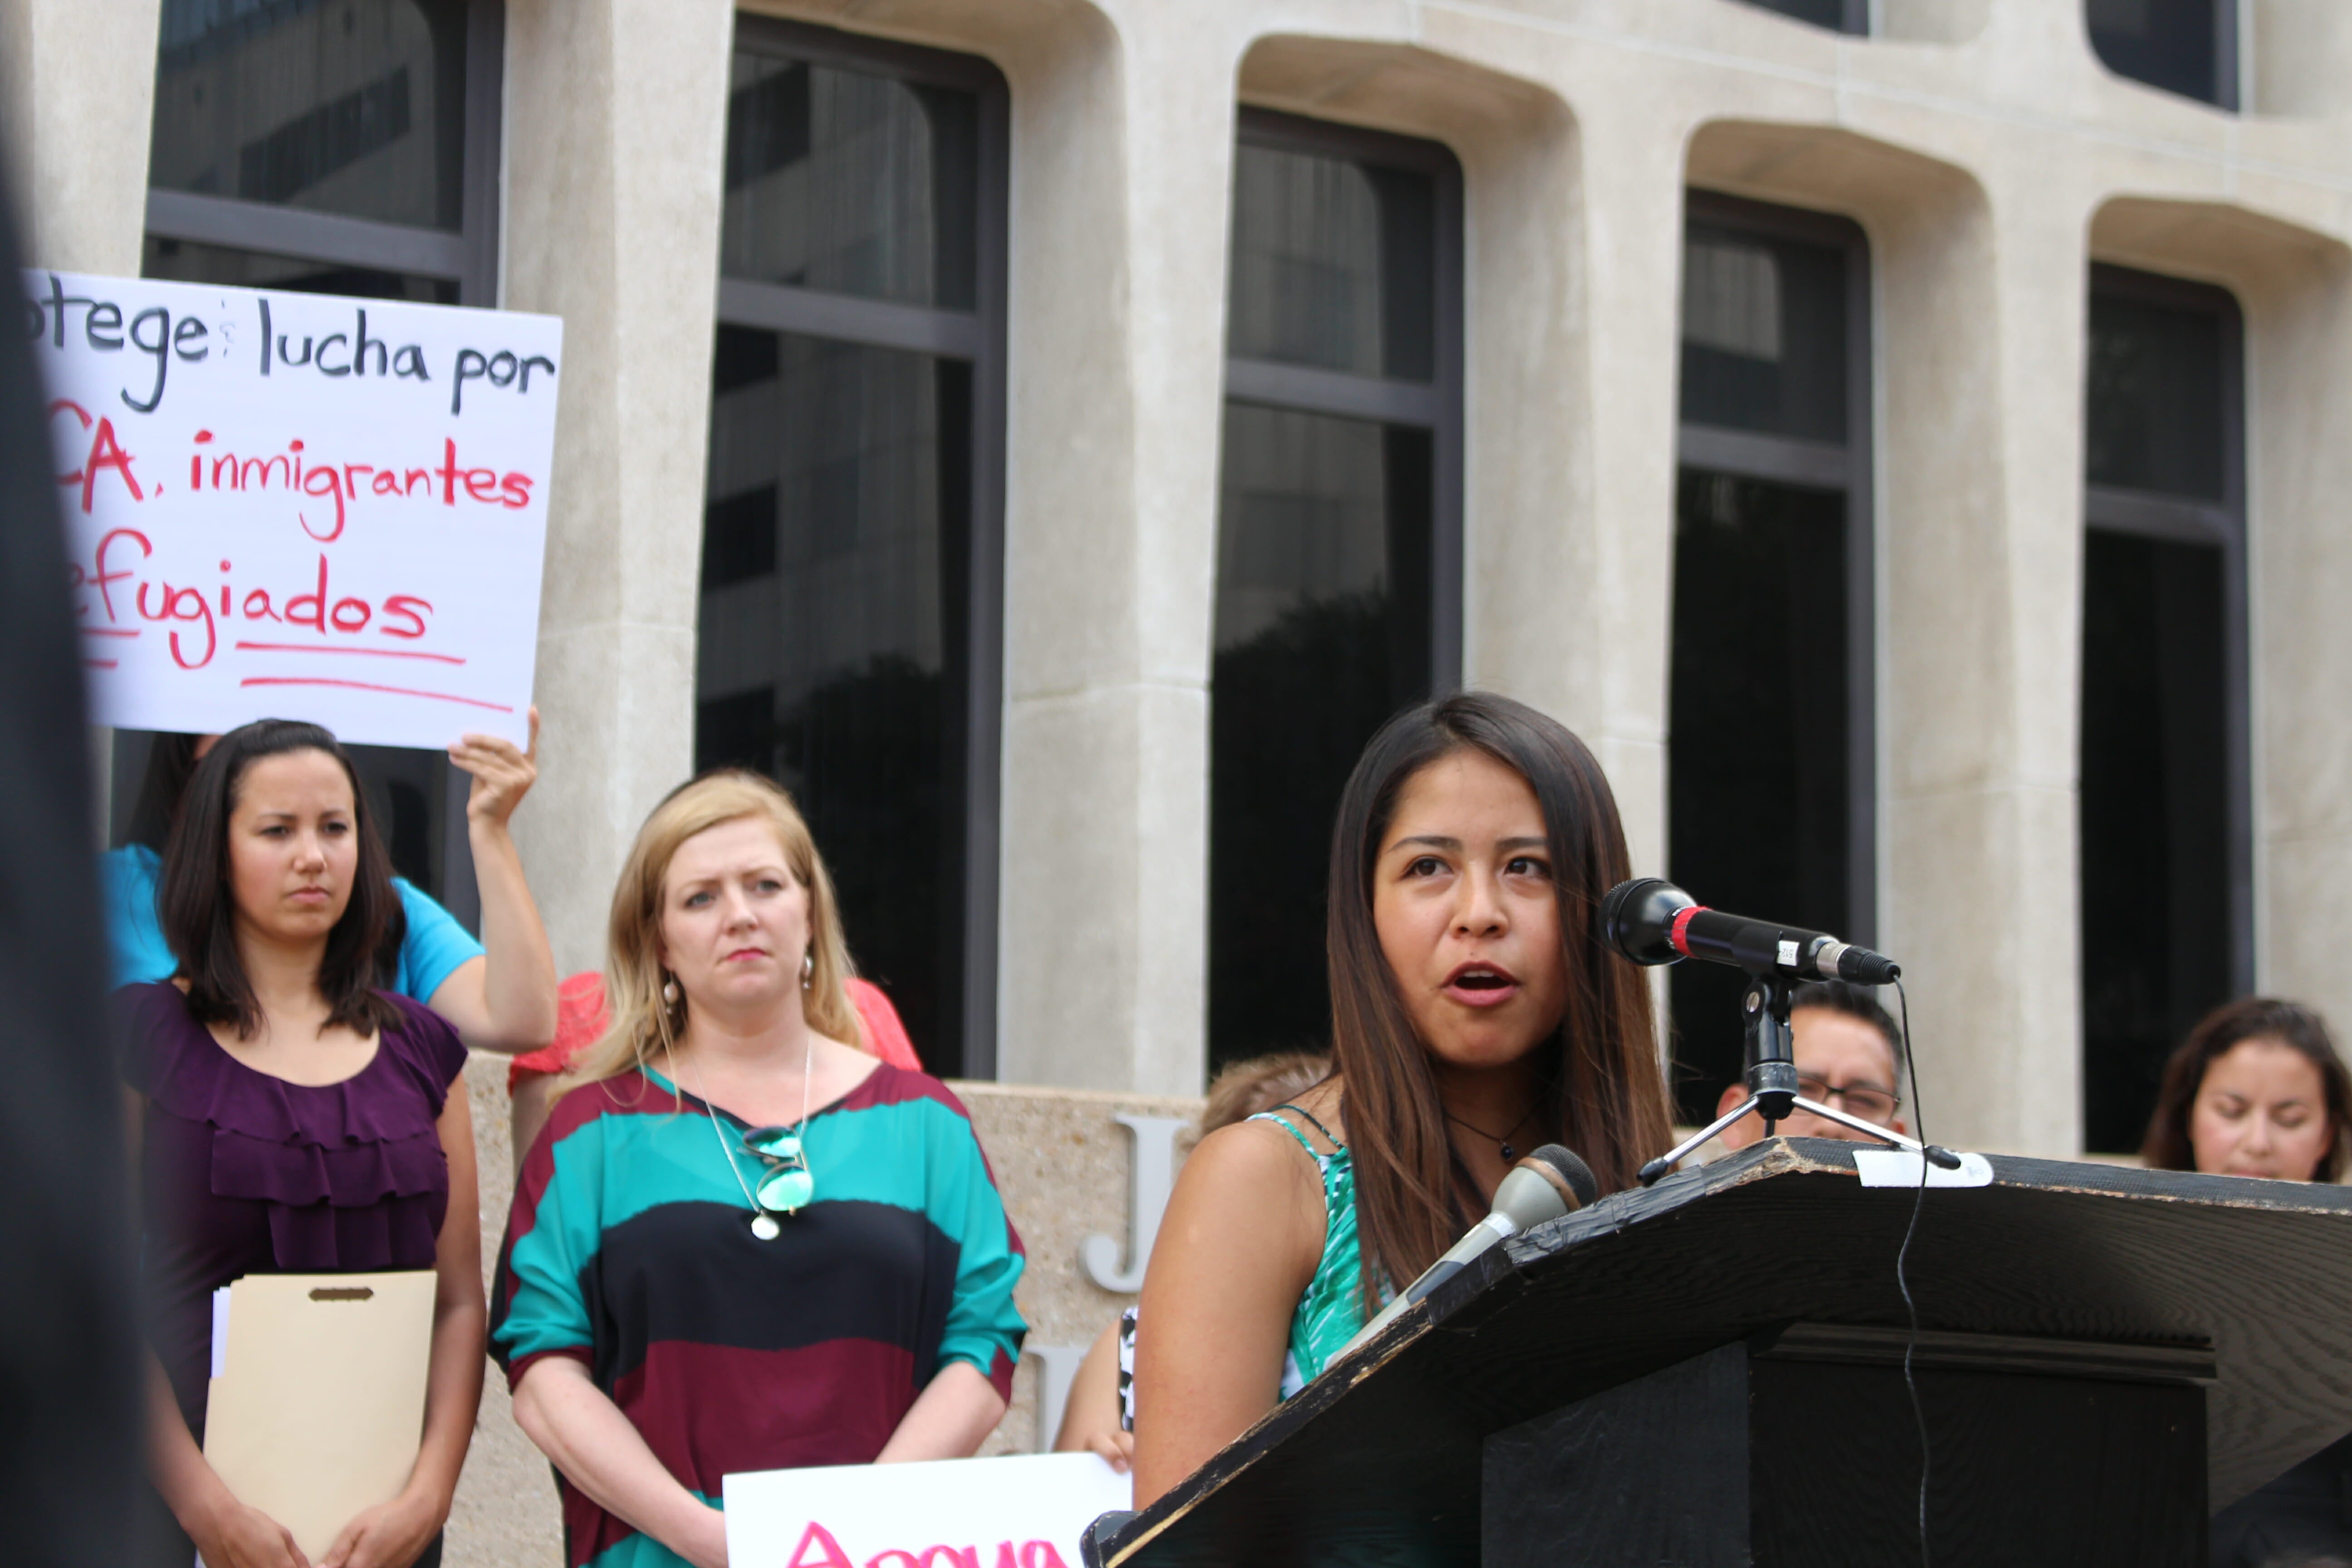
left=30, top=270, right=562, bottom=747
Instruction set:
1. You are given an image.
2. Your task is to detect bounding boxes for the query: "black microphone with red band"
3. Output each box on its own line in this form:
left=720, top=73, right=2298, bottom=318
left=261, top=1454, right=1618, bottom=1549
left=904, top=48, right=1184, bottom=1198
left=1598, top=877, right=1901, bottom=985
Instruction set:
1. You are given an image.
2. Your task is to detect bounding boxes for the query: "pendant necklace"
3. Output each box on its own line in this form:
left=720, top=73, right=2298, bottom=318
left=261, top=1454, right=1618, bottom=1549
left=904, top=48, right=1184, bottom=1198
left=1445, top=1102, right=1539, bottom=1163
left=689, top=1022, right=813, bottom=1242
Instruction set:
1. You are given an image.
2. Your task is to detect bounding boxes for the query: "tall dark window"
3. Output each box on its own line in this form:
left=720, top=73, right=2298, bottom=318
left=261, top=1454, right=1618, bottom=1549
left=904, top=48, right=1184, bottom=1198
left=119, top=0, right=503, bottom=920
left=1208, top=111, right=1461, bottom=1072
left=2087, top=0, right=2238, bottom=108
left=693, top=20, right=1006, bottom=1079
left=1667, top=194, right=1873, bottom=1122
left=147, top=0, right=499, bottom=300
left=2079, top=265, right=2247, bottom=1152
left=1737, top=0, right=1867, bottom=32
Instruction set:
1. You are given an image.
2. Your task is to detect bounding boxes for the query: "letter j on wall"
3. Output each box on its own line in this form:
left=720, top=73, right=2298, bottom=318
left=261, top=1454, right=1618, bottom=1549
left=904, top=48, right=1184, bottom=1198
left=1080, top=1115, right=1188, bottom=1292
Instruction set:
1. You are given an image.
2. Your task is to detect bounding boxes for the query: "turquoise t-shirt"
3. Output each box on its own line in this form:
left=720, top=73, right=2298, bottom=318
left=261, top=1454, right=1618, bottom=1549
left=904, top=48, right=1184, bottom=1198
left=101, top=843, right=482, bottom=1002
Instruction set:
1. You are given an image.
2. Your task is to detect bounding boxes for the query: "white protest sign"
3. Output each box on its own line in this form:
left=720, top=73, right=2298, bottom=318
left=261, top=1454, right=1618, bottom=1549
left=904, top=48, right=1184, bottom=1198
left=723, top=1452, right=1130, bottom=1568
left=26, top=269, right=561, bottom=749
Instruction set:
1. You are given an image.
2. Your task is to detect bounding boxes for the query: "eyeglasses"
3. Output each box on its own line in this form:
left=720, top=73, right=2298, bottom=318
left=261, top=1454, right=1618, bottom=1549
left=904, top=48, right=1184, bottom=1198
left=1795, top=1073, right=1900, bottom=1126
left=742, top=1125, right=814, bottom=1215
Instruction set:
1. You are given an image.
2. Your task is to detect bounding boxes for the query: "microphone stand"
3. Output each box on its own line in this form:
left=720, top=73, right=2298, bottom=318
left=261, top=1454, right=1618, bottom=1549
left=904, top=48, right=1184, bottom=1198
left=1638, top=970, right=1956, bottom=1186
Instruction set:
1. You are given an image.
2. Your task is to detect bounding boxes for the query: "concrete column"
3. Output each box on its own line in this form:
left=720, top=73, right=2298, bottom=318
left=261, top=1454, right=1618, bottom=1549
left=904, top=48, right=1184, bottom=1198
left=1965, top=174, right=2095, bottom=1157
left=995, top=3, right=1235, bottom=1094
left=500, top=0, right=736, bottom=973
left=2249, top=0, right=2352, bottom=116
left=1877, top=166, right=2089, bottom=1158
left=1539, top=108, right=1687, bottom=882
left=2247, top=246, right=2352, bottom=1038
left=1448, top=88, right=1591, bottom=736
left=0, top=0, right=158, bottom=274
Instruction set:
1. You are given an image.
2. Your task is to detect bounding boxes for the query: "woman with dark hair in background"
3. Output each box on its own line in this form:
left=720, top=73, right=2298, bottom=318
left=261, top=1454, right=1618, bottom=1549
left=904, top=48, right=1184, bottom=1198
left=1131, top=691, right=1673, bottom=1507
left=2154, top=1001, right=2352, bottom=1568
left=101, top=719, right=558, bottom=1054
left=124, top=720, right=484, bottom=1568
left=2141, top=996, right=2351, bottom=1184
left=2140, top=997, right=2352, bottom=1568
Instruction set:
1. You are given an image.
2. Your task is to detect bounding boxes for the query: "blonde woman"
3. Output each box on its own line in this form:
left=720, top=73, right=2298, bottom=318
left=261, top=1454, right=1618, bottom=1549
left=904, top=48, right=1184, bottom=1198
left=490, top=771, right=1026, bottom=1568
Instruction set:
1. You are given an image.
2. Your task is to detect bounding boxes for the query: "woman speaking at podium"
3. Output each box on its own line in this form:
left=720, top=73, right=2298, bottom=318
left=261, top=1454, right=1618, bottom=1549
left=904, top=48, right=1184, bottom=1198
left=1132, top=693, right=1674, bottom=1507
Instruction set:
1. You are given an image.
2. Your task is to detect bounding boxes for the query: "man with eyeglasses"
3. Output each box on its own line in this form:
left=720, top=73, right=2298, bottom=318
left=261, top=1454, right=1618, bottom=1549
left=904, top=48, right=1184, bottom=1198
left=1714, top=980, right=1908, bottom=1151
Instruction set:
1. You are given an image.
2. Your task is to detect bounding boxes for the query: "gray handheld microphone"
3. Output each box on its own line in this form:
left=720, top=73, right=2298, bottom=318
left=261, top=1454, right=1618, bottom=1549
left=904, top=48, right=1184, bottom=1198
left=1340, top=1144, right=1597, bottom=1354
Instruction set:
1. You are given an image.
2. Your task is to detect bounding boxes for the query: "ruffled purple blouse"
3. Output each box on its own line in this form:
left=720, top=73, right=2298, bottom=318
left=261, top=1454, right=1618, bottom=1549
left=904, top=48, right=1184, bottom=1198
left=120, top=982, right=468, bottom=1434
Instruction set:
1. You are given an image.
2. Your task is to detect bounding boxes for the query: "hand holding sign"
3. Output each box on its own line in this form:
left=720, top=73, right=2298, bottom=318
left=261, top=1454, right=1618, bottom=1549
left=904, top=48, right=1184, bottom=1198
left=31, top=270, right=562, bottom=750
left=451, top=706, right=540, bottom=830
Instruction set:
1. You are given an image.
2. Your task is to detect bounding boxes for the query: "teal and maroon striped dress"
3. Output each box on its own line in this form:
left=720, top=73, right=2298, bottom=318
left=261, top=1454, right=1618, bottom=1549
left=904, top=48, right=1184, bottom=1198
left=490, top=1062, right=1027, bottom=1568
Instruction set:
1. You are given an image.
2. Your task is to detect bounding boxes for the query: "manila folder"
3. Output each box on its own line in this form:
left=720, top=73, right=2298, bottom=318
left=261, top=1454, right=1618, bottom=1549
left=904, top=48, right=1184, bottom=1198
left=202, top=1271, right=437, bottom=1558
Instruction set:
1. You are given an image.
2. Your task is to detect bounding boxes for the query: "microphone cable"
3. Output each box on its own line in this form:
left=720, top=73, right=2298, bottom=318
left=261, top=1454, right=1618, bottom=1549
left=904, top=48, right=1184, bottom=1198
left=1893, top=977, right=1932, bottom=1568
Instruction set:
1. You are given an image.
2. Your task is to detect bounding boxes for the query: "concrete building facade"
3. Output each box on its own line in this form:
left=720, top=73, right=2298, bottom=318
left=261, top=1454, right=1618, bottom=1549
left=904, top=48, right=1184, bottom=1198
left=24, top=0, right=2352, bottom=1155
left=450, top=0, right=2350, bottom=1160
left=15, top=0, right=2352, bottom=1558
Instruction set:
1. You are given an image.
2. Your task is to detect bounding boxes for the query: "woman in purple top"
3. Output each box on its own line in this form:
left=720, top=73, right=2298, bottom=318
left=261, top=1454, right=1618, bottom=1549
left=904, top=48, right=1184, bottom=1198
left=123, top=720, right=484, bottom=1568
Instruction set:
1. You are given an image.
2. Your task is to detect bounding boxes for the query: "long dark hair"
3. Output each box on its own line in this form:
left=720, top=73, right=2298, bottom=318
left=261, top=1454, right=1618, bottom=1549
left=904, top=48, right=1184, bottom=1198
left=159, top=720, right=404, bottom=1040
left=2141, top=996, right=2352, bottom=1181
left=1326, top=691, right=1673, bottom=1298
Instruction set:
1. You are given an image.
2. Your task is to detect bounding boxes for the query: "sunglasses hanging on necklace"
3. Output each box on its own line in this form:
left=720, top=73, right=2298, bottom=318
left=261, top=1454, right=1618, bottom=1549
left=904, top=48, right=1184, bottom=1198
left=689, top=1016, right=815, bottom=1241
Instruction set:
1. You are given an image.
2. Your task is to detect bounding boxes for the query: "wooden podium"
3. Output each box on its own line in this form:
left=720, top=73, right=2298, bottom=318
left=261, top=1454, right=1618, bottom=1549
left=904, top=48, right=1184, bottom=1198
left=1093, top=1139, right=2352, bottom=1568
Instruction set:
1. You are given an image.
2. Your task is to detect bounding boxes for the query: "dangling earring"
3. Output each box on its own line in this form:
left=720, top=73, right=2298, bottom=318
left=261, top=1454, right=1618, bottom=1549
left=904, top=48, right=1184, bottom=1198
left=662, top=973, right=680, bottom=1007
left=801, top=951, right=814, bottom=990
